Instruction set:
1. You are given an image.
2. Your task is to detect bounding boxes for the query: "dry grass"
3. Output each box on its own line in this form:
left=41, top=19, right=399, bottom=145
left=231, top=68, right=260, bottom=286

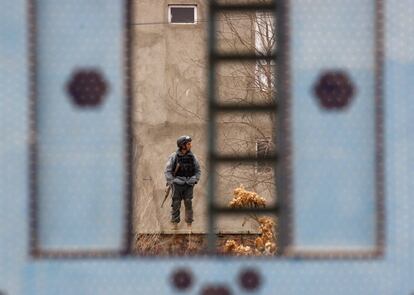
left=134, top=185, right=277, bottom=256
left=134, top=233, right=260, bottom=256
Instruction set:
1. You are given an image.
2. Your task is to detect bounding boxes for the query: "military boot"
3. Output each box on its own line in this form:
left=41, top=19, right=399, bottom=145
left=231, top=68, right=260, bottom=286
left=171, top=222, right=179, bottom=231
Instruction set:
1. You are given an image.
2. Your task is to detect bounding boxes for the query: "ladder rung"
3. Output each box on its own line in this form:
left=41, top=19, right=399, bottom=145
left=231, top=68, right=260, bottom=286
left=212, top=154, right=278, bottom=163
left=212, top=53, right=276, bottom=62
left=211, top=2, right=277, bottom=13
left=213, top=102, right=277, bottom=112
left=211, top=205, right=279, bottom=215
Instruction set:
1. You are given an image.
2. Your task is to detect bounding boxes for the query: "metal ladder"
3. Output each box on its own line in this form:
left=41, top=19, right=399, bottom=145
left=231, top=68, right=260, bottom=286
left=207, top=0, right=289, bottom=254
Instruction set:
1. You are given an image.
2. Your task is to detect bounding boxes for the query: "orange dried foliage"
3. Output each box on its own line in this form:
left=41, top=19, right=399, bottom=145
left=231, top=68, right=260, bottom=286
left=223, top=240, right=254, bottom=256
left=229, top=185, right=267, bottom=208
left=223, top=185, right=277, bottom=256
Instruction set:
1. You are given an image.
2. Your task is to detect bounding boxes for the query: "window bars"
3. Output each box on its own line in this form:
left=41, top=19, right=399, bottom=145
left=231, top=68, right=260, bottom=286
left=207, top=0, right=289, bottom=254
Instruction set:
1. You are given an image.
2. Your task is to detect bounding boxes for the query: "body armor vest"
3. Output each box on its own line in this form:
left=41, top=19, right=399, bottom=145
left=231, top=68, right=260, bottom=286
left=173, top=152, right=195, bottom=177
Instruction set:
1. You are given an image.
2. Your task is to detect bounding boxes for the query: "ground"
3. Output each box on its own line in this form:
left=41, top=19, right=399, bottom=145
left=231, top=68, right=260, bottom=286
left=133, top=233, right=261, bottom=256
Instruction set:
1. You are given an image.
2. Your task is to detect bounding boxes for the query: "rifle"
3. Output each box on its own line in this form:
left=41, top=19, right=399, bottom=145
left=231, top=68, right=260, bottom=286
left=161, top=163, right=180, bottom=208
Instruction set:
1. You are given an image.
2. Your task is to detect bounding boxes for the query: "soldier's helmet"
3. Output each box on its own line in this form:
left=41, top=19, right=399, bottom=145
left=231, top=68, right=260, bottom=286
left=177, top=135, right=192, bottom=148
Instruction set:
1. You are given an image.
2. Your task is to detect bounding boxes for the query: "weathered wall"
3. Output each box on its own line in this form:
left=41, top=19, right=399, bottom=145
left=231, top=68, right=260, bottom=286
left=131, top=0, right=275, bottom=234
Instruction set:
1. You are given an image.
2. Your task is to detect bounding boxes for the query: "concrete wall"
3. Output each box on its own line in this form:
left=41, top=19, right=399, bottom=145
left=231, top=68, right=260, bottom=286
left=131, top=0, right=275, bottom=234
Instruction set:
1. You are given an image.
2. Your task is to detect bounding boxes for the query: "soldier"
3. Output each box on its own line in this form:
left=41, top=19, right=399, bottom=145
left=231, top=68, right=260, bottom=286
left=164, top=135, right=201, bottom=230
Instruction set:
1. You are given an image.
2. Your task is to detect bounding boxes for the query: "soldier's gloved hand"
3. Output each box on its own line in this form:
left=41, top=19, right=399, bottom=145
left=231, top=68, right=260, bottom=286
left=187, top=176, right=198, bottom=185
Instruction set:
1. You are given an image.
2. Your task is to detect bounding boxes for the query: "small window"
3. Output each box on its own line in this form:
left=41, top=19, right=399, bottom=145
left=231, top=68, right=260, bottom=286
left=168, top=5, right=197, bottom=24
left=256, top=138, right=273, bottom=173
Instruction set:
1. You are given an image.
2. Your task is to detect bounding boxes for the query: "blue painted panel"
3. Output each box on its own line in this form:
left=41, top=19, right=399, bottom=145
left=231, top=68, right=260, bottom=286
left=1, top=0, right=414, bottom=294
left=291, top=0, right=378, bottom=248
left=35, top=0, right=126, bottom=249
left=22, top=259, right=401, bottom=295
left=0, top=1, right=29, bottom=294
